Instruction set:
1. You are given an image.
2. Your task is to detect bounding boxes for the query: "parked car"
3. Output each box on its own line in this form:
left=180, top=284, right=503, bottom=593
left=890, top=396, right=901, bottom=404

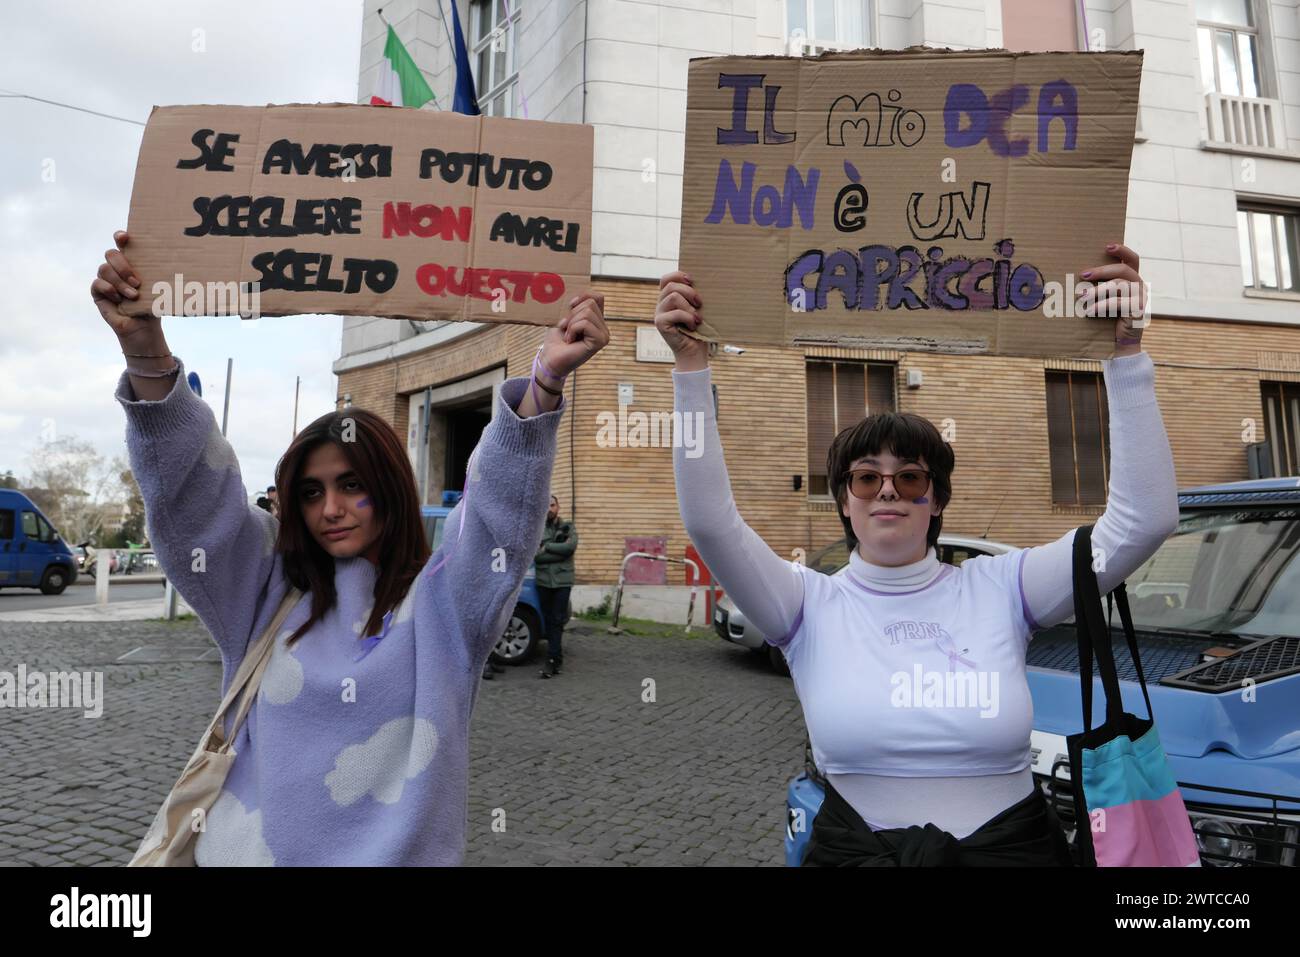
left=714, top=533, right=1017, bottom=674
left=119, top=549, right=158, bottom=575
left=421, top=495, right=564, bottom=665
left=784, top=478, right=1300, bottom=866
left=0, top=489, right=79, bottom=594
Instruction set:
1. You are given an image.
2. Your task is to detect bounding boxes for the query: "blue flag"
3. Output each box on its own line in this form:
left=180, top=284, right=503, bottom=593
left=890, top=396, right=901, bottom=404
left=450, top=1, right=480, bottom=115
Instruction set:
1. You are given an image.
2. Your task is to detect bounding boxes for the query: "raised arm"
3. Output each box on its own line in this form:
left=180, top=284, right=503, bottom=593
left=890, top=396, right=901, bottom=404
left=1019, top=246, right=1179, bottom=631
left=433, top=294, right=608, bottom=663
left=658, top=272, right=804, bottom=645
left=434, top=380, right=564, bottom=660
left=96, top=232, right=281, bottom=666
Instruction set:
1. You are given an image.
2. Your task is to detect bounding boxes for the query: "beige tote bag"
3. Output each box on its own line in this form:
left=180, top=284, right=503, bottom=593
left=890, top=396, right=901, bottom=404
left=128, top=586, right=304, bottom=866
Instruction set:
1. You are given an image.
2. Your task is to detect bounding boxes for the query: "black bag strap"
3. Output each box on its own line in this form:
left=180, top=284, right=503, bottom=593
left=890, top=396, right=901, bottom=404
left=1073, top=525, right=1124, bottom=729
left=1073, top=525, right=1154, bottom=732
left=1108, top=585, right=1154, bottom=721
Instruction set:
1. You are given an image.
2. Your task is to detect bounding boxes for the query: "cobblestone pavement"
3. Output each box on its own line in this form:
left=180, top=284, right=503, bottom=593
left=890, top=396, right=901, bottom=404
left=0, top=618, right=806, bottom=866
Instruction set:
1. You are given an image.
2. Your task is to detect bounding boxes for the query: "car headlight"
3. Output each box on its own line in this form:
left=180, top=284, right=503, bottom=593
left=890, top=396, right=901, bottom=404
left=1191, top=814, right=1299, bottom=867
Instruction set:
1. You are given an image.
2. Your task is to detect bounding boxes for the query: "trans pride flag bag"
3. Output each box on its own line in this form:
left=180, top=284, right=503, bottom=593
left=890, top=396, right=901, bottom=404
left=1066, top=525, right=1200, bottom=867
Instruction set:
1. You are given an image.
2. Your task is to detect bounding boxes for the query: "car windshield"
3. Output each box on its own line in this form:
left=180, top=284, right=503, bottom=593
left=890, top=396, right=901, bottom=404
left=423, top=515, right=446, bottom=551
left=807, top=538, right=849, bottom=575
left=1123, top=506, right=1300, bottom=638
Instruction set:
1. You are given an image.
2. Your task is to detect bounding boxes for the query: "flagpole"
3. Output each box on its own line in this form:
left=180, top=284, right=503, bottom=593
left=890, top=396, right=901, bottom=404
left=429, top=0, right=457, bottom=52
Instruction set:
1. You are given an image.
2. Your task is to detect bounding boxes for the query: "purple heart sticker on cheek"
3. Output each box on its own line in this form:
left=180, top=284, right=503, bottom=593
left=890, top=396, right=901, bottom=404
left=912, top=496, right=929, bottom=504
left=357, top=497, right=371, bottom=508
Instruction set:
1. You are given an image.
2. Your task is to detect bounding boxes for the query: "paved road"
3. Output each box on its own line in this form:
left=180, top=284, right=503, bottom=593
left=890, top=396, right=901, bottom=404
left=0, top=618, right=806, bottom=866
left=0, top=582, right=165, bottom=612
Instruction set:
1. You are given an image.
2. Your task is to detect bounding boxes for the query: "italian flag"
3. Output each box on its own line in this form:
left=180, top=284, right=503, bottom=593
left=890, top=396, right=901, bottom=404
left=370, top=24, right=436, bottom=109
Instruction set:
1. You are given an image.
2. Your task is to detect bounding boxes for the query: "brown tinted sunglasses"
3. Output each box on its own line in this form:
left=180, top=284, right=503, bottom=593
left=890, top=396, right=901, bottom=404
left=843, top=467, right=931, bottom=500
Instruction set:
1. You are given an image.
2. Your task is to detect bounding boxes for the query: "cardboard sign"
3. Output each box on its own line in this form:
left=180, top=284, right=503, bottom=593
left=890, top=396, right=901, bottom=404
left=123, top=103, right=593, bottom=325
left=680, top=49, right=1143, bottom=359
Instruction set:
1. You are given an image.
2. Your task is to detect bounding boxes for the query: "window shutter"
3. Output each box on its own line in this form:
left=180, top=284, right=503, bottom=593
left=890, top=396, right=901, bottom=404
left=1072, top=375, right=1106, bottom=505
left=806, top=361, right=835, bottom=495
left=867, top=363, right=896, bottom=414
left=835, top=362, right=865, bottom=432
left=1045, top=372, right=1076, bottom=503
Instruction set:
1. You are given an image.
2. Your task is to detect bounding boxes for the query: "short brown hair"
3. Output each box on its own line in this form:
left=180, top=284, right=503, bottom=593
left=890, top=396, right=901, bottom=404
left=826, top=412, right=954, bottom=552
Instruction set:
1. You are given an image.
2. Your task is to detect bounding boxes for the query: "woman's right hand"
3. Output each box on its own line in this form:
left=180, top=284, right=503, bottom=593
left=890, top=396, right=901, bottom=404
left=91, top=230, right=160, bottom=346
left=655, top=270, right=709, bottom=372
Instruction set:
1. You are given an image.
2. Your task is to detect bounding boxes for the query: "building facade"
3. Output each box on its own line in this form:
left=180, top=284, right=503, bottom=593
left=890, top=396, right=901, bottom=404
left=338, top=0, right=1300, bottom=612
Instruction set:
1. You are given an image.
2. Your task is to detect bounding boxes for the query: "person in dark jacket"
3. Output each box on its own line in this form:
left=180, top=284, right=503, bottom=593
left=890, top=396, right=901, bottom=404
left=534, top=495, right=577, bottom=678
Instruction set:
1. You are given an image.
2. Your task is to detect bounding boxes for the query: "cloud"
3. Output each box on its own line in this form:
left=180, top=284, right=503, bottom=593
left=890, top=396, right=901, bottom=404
left=193, top=790, right=276, bottom=866
left=258, top=629, right=305, bottom=706
left=324, top=716, right=439, bottom=807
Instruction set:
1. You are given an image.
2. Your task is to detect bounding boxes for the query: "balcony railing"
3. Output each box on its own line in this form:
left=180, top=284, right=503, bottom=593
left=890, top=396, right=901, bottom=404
left=1205, top=91, right=1288, bottom=152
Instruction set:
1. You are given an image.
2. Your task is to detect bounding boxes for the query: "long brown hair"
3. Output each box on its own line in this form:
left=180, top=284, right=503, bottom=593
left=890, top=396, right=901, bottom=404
left=273, top=406, right=430, bottom=645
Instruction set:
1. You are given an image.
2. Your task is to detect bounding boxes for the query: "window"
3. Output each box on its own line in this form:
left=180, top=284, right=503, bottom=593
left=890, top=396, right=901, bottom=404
left=999, top=0, right=1078, bottom=53
left=786, top=0, right=871, bottom=52
left=423, top=514, right=447, bottom=551
left=1196, top=0, right=1261, bottom=97
left=806, top=360, right=895, bottom=496
left=471, top=0, right=521, bottom=118
left=1237, top=205, right=1300, bottom=293
left=1045, top=371, right=1110, bottom=506
left=0, top=509, right=13, bottom=540
left=1261, top=381, right=1300, bottom=476
left=20, top=510, right=54, bottom=542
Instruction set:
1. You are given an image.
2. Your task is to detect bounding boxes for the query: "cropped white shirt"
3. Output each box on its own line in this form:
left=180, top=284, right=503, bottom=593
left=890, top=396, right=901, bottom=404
left=673, top=352, right=1178, bottom=837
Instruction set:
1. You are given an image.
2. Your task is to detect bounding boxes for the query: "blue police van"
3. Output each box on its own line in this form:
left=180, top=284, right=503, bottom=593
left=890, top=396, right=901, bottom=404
left=0, top=489, right=79, bottom=594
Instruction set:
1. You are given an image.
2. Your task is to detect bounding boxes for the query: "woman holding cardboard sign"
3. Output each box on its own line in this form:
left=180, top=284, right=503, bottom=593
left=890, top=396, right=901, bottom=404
left=658, top=243, right=1177, bottom=866
left=93, top=229, right=608, bottom=866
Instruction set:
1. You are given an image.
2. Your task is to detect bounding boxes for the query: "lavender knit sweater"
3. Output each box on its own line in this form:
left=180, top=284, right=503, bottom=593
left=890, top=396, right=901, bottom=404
left=116, top=356, right=562, bottom=865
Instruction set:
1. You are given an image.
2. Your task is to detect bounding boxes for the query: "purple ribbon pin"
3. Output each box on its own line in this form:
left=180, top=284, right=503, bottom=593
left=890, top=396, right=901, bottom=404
left=354, top=608, right=395, bottom=662
left=934, top=628, right=977, bottom=672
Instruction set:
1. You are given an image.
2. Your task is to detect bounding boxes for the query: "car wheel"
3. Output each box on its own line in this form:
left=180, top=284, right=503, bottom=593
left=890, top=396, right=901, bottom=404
left=491, top=605, right=542, bottom=666
left=767, top=642, right=790, bottom=676
left=40, top=566, right=70, bottom=595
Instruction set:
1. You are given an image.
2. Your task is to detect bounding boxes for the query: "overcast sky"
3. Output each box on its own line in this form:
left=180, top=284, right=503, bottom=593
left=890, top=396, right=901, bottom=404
left=0, top=0, right=366, bottom=505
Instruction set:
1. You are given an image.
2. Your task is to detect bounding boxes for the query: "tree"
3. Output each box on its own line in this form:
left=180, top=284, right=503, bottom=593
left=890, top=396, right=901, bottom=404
left=119, top=467, right=146, bottom=544
left=0, top=470, right=19, bottom=489
left=23, top=437, right=128, bottom=544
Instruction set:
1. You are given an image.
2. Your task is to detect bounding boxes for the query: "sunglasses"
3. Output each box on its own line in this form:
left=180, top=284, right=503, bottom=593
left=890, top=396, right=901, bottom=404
left=843, top=467, right=932, bottom=501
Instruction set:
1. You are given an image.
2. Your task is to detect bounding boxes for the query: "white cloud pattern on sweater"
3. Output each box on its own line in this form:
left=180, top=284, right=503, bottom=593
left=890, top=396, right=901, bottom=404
left=259, top=630, right=304, bottom=705
left=194, top=791, right=276, bottom=866
left=324, top=716, right=439, bottom=807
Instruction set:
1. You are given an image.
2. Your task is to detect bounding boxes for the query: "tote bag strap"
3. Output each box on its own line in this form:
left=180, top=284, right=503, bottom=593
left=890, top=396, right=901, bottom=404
left=1072, top=525, right=1125, bottom=731
left=1108, top=585, right=1155, bottom=721
left=202, top=586, right=303, bottom=754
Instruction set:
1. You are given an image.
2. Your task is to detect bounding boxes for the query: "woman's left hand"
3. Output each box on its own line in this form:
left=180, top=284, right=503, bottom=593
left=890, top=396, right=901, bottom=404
left=539, top=292, right=610, bottom=378
left=1077, top=242, right=1148, bottom=353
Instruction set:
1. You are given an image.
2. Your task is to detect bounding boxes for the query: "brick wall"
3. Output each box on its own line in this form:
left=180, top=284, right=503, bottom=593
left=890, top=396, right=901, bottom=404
left=339, top=276, right=1300, bottom=585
